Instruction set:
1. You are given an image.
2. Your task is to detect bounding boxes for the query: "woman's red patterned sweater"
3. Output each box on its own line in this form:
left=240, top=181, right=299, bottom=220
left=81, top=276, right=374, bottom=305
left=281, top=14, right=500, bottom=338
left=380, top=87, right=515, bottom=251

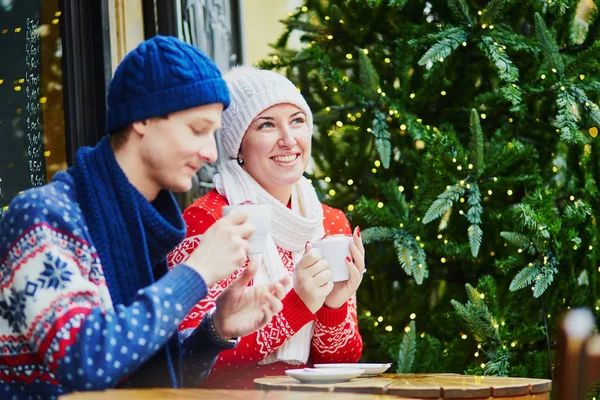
left=167, top=190, right=363, bottom=389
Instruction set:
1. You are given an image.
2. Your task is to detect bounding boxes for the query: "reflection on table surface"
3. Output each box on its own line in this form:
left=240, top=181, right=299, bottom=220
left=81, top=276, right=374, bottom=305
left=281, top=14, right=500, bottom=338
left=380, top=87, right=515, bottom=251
left=59, top=388, right=402, bottom=400
left=59, top=373, right=553, bottom=399
left=254, top=373, right=552, bottom=399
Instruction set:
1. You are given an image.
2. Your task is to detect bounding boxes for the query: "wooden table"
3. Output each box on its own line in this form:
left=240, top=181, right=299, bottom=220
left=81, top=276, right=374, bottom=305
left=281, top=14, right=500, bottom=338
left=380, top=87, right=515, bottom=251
left=59, top=388, right=405, bottom=399
left=254, top=373, right=553, bottom=399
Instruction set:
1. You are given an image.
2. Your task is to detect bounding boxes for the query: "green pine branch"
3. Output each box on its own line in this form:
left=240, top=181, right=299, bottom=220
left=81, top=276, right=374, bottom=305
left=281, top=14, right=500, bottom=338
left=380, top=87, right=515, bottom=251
left=359, top=52, right=380, bottom=97
left=569, top=41, right=600, bottom=71
left=329, top=4, right=344, bottom=23
left=515, top=204, right=547, bottom=234
left=361, top=225, right=429, bottom=285
left=547, top=0, right=572, bottom=17
left=447, top=0, right=472, bottom=26
left=388, top=0, right=408, bottom=8
left=423, top=184, right=466, bottom=224
left=361, top=226, right=396, bottom=243
left=372, top=110, right=392, bottom=168
left=583, top=5, right=600, bottom=47
left=469, top=109, right=485, bottom=175
left=480, top=0, right=507, bottom=25
left=485, top=346, right=511, bottom=376
left=477, top=36, right=521, bottom=105
left=500, top=231, right=535, bottom=253
left=532, top=262, right=558, bottom=298
left=466, top=183, right=483, bottom=257
left=394, top=234, right=414, bottom=277
left=535, top=12, right=565, bottom=73
left=393, top=233, right=429, bottom=284
left=381, top=181, right=410, bottom=221
left=571, top=86, right=600, bottom=127
left=452, top=284, right=500, bottom=343
left=556, top=86, right=587, bottom=144
left=415, top=335, right=442, bottom=373
left=509, top=263, right=541, bottom=292
left=418, top=27, right=468, bottom=67
left=397, top=320, right=417, bottom=373
left=563, top=199, right=593, bottom=223
left=356, top=197, right=399, bottom=226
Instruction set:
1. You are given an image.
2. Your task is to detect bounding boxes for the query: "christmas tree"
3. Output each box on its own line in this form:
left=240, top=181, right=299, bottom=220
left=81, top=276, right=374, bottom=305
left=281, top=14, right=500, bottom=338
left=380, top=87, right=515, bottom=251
left=259, top=0, right=600, bottom=383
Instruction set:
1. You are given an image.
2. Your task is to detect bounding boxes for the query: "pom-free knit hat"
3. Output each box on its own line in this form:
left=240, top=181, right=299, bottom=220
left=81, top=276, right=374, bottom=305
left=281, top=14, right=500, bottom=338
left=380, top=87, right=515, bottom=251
left=220, top=66, right=313, bottom=159
left=106, top=35, right=230, bottom=135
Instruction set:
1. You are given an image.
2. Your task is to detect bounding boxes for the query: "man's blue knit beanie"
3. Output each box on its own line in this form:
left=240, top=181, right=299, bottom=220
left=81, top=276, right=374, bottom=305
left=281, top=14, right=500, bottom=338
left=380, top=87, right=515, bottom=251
left=106, top=35, right=230, bottom=135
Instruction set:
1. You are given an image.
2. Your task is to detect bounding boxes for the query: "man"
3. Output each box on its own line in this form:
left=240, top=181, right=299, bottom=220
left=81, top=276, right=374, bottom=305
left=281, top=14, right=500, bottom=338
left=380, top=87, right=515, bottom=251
left=0, top=35, right=287, bottom=399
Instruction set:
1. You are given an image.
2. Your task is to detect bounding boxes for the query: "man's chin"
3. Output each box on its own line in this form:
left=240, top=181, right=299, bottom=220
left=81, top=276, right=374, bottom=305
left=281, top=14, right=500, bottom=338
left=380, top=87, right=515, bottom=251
left=166, top=179, right=193, bottom=193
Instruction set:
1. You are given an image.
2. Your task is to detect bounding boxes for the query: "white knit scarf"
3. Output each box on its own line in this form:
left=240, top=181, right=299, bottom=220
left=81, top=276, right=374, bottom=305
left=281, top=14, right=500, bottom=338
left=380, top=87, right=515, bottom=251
left=213, top=159, right=325, bottom=365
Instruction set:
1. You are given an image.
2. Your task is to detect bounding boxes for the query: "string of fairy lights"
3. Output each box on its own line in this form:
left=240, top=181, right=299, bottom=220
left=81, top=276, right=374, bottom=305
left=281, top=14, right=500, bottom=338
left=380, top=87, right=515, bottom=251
left=0, top=9, right=63, bottom=213
left=289, top=3, right=600, bottom=359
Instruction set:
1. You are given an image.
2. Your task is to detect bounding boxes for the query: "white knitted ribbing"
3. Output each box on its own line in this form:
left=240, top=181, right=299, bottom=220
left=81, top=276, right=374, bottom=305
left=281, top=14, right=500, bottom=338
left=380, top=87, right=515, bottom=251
left=214, top=160, right=324, bottom=364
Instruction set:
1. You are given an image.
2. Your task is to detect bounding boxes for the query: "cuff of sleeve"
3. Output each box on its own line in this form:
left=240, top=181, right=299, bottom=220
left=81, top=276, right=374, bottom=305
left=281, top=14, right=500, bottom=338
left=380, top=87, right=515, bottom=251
left=180, top=310, right=238, bottom=356
left=281, top=289, right=316, bottom=332
left=316, top=301, right=349, bottom=327
left=156, top=263, right=208, bottom=318
left=201, top=309, right=239, bottom=349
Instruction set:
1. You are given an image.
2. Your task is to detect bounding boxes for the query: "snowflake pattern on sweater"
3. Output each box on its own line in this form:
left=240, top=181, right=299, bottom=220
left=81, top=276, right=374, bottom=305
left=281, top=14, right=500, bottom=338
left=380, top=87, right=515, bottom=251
left=0, top=173, right=235, bottom=400
left=167, top=190, right=363, bottom=389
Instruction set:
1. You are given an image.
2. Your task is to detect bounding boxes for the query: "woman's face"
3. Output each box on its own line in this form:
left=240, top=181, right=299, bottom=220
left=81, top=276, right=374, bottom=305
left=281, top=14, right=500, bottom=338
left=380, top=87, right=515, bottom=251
left=239, top=103, right=311, bottom=194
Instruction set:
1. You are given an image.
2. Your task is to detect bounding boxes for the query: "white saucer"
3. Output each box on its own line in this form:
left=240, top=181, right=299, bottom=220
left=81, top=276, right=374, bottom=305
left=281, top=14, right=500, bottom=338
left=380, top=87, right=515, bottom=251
left=285, top=368, right=365, bottom=383
left=313, top=363, right=392, bottom=377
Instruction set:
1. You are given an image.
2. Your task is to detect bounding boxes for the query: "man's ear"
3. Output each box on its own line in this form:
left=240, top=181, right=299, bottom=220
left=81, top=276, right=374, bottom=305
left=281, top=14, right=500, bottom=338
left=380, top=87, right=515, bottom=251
left=131, top=120, right=150, bottom=137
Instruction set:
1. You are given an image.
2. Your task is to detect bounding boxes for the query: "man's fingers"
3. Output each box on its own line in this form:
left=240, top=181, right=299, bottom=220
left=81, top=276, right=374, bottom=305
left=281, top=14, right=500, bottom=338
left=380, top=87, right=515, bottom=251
left=230, top=260, right=257, bottom=288
left=265, top=293, right=283, bottom=314
left=269, top=281, right=286, bottom=300
left=238, top=221, right=255, bottom=240
left=225, top=209, right=249, bottom=224
left=279, top=275, right=291, bottom=288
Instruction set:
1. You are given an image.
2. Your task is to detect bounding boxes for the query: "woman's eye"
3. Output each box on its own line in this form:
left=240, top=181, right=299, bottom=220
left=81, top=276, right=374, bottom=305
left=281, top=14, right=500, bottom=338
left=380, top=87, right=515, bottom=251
left=258, top=122, right=275, bottom=129
left=292, top=117, right=306, bottom=124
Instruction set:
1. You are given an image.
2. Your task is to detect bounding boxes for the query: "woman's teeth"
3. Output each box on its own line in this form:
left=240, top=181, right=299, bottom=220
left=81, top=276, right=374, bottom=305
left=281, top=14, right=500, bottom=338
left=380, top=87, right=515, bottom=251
left=273, top=154, right=298, bottom=163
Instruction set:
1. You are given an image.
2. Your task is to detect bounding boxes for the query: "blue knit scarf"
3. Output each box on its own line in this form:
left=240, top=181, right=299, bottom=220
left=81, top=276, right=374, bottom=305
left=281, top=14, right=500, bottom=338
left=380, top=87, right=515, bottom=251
left=70, top=137, right=186, bottom=387
left=71, top=137, right=186, bottom=306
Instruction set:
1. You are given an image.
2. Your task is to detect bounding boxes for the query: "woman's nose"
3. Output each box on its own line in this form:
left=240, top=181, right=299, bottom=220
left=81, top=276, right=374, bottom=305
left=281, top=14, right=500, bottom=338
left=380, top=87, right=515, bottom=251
left=278, top=125, right=297, bottom=147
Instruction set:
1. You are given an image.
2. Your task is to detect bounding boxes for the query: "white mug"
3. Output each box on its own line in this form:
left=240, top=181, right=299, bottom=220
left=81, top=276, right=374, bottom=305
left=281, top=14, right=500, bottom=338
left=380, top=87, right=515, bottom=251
left=222, top=204, right=272, bottom=255
left=311, top=235, right=353, bottom=282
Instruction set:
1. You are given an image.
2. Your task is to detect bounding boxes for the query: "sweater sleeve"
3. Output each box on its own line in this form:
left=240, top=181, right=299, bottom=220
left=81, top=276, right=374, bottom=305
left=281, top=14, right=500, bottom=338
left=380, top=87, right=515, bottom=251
left=179, top=311, right=238, bottom=387
left=171, top=203, right=316, bottom=366
left=214, top=287, right=315, bottom=368
left=308, top=206, right=363, bottom=364
left=0, top=209, right=211, bottom=392
left=167, top=205, right=223, bottom=335
left=309, top=294, right=363, bottom=364
left=54, top=264, right=209, bottom=391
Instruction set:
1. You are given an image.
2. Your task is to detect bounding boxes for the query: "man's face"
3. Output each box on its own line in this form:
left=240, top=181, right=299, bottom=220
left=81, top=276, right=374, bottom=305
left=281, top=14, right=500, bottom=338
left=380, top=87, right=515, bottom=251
left=135, top=103, right=223, bottom=193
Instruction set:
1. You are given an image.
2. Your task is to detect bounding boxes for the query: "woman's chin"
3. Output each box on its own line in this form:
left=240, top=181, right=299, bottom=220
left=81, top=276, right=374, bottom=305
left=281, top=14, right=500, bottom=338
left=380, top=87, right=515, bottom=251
left=273, top=173, right=304, bottom=187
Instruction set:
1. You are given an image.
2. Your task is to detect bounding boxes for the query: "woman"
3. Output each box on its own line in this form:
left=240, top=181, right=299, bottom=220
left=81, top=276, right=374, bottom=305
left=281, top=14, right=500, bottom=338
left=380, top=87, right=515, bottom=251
left=168, top=67, right=364, bottom=389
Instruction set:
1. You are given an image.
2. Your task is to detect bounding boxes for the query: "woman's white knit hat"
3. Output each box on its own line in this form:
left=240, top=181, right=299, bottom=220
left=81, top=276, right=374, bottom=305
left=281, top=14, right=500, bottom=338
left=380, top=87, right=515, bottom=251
left=219, top=66, right=313, bottom=160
